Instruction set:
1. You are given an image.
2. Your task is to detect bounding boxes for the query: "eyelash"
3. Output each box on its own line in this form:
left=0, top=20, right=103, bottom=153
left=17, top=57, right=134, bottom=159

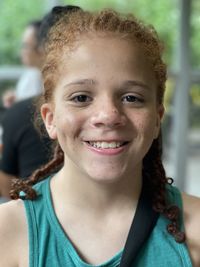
left=69, top=93, right=144, bottom=106
left=121, top=94, right=144, bottom=104
left=70, top=94, right=92, bottom=104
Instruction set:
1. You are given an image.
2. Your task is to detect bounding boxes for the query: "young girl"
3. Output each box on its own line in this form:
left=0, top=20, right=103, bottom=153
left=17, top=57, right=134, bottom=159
left=0, top=8, right=200, bottom=267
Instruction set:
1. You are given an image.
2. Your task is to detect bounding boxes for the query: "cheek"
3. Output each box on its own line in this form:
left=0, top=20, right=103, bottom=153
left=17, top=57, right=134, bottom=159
left=134, top=110, right=159, bottom=136
left=55, top=108, right=85, bottom=139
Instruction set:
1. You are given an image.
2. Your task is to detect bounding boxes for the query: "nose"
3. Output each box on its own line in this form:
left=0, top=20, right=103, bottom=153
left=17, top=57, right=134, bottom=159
left=90, top=99, right=126, bottom=128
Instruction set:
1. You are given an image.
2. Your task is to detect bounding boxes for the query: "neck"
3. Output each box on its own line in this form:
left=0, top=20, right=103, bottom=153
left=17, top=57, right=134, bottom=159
left=51, top=161, right=142, bottom=214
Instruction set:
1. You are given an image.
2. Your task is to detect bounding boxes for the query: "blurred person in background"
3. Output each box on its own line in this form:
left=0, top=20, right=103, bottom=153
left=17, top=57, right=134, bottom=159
left=0, top=96, right=52, bottom=199
left=0, top=5, right=80, bottom=201
left=2, top=89, right=16, bottom=108
left=0, top=18, right=51, bottom=200
left=2, top=20, right=44, bottom=108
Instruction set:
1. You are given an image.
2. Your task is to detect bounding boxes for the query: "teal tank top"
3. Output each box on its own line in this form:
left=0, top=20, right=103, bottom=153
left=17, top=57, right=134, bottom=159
left=22, top=176, right=193, bottom=267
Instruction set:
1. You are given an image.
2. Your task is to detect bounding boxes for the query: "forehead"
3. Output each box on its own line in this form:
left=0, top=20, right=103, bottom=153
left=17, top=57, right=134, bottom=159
left=57, top=36, right=157, bottom=87
left=64, top=35, right=145, bottom=63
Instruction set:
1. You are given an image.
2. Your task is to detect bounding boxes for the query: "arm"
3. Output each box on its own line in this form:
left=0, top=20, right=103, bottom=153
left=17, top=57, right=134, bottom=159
left=2, top=89, right=16, bottom=108
left=0, top=200, right=28, bottom=266
left=0, top=117, right=18, bottom=198
left=182, top=193, right=200, bottom=267
left=0, top=171, right=16, bottom=198
left=0, top=105, right=19, bottom=180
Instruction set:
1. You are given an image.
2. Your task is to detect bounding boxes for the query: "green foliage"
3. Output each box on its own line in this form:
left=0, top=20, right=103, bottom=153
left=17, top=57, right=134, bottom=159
left=191, top=0, right=200, bottom=68
left=0, top=0, right=200, bottom=68
left=190, top=84, right=200, bottom=107
left=0, top=0, right=44, bottom=65
left=190, top=84, right=200, bottom=127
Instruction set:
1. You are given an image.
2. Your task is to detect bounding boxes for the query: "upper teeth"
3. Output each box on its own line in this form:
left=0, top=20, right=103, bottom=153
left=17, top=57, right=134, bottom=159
left=89, top=141, right=123, bottom=149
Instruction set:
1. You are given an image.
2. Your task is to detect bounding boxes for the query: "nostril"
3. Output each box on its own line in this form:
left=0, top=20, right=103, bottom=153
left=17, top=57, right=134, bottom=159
left=112, top=109, right=119, bottom=114
left=89, top=105, right=126, bottom=128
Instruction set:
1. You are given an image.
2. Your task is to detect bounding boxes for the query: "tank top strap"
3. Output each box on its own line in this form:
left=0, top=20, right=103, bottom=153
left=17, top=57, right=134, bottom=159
left=21, top=177, right=51, bottom=267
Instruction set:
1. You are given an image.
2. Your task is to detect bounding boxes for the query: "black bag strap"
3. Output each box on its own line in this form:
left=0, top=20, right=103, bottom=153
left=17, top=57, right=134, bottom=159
left=119, top=184, right=159, bottom=267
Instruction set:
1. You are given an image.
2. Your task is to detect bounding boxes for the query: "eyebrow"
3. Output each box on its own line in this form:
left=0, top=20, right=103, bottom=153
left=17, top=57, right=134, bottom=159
left=63, top=79, right=150, bottom=90
left=64, top=79, right=96, bottom=88
left=122, top=80, right=150, bottom=90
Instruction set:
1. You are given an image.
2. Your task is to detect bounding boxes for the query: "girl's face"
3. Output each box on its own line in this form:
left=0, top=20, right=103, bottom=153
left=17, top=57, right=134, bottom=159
left=42, top=36, right=164, bottom=183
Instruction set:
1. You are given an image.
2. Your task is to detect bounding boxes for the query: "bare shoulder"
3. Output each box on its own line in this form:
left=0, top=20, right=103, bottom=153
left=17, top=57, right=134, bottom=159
left=0, top=200, right=28, bottom=266
left=182, top=192, right=200, bottom=266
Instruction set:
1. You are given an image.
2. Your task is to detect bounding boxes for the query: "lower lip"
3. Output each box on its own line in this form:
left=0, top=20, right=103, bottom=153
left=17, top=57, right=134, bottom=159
left=84, top=142, right=128, bottom=155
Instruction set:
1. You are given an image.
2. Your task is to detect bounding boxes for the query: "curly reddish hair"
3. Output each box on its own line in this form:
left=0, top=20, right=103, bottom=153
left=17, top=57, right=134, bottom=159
left=43, top=9, right=166, bottom=104
left=10, top=8, right=185, bottom=243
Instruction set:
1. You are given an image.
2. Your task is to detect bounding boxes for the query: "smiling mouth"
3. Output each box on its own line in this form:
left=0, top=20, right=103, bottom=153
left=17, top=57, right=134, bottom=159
left=86, top=141, right=129, bottom=149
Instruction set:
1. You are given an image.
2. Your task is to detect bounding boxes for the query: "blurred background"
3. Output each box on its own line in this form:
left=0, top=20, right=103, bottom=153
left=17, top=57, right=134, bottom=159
left=0, top=0, right=199, bottom=196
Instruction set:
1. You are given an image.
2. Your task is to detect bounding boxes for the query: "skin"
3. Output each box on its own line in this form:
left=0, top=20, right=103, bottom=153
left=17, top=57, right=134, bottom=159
left=0, top=36, right=200, bottom=266
left=42, top=37, right=162, bottom=184
left=0, top=171, right=15, bottom=198
left=2, top=89, right=16, bottom=108
left=20, top=25, right=42, bottom=68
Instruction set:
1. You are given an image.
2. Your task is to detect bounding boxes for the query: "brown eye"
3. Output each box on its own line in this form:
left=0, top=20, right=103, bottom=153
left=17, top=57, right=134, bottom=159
left=122, top=95, right=143, bottom=103
left=71, top=94, right=92, bottom=103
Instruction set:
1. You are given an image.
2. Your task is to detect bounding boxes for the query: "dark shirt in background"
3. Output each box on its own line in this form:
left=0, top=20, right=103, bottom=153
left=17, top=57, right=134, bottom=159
left=0, top=97, right=52, bottom=178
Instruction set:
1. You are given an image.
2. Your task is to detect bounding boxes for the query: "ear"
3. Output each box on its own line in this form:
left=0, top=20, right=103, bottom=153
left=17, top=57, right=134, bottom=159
left=41, top=103, right=57, bottom=140
left=154, top=104, right=165, bottom=139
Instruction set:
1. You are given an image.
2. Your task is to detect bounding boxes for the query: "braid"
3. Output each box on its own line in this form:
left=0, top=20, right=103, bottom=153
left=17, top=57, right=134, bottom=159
left=143, top=133, right=185, bottom=243
left=10, top=144, right=64, bottom=200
